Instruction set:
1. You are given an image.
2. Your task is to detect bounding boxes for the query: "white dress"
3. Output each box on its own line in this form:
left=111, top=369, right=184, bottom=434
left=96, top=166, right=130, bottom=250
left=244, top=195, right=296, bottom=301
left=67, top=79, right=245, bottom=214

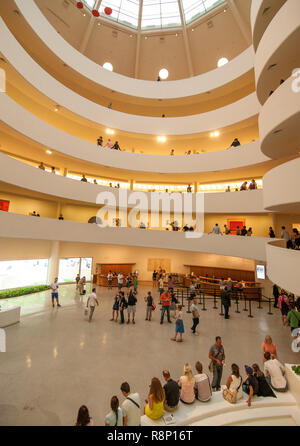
left=229, top=375, right=243, bottom=400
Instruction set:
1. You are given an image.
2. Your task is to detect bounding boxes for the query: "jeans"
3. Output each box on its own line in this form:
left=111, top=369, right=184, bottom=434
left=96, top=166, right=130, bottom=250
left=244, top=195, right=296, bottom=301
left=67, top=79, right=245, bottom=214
left=212, top=364, right=223, bottom=389
left=191, top=317, right=199, bottom=333
left=89, top=306, right=95, bottom=322
left=224, top=304, right=229, bottom=318
left=160, top=306, right=171, bottom=323
left=120, top=309, right=124, bottom=324
left=146, top=306, right=152, bottom=320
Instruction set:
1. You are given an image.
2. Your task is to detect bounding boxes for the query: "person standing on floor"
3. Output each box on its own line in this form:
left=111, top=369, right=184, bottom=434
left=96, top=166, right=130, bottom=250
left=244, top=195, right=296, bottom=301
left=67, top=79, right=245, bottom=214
left=50, top=277, right=61, bottom=308
left=158, top=276, right=164, bottom=296
left=133, top=275, right=138, bottom=294
left=127, top=287, right=137, bottom=324
left=107, top=271, right=113, bottom=290
left=145, top=291, right=154, bottom=321
left=160, top=289, right=172, bottom=324
left=191, top=298, right=199, bottom=334
left=209, top=336, right=225, bottom=391
left=272, top=284, right=279, bottom=308
left=110, top=292, right=120, bottom=322
left=75, top=273, right=80, bottom=291
left=119, top=292, right=127, bottom=325
left=171, top=305, right=184, bottom=342
left=86, top=288, right=99, bottom=322
left=221, top=285, right=231, bottom=319
left=152, top=270, right=158, bottom=288
left=117, top=272, right=124, bottom=291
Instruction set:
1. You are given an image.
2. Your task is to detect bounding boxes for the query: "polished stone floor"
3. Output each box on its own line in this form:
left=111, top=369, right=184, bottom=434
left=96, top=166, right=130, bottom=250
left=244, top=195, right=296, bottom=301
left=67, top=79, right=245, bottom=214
left=0, top=284, right=298, bottom=426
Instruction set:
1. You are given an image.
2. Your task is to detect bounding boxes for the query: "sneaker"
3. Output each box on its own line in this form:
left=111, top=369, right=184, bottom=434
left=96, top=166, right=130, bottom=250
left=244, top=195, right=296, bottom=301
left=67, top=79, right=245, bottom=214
left=110, top=318, right=114, bottom=321
left=168, top=321, right=172, bottom=323
left=132, top=320, right=135, bottom=324
left=57, top=304, right=61, bottom=307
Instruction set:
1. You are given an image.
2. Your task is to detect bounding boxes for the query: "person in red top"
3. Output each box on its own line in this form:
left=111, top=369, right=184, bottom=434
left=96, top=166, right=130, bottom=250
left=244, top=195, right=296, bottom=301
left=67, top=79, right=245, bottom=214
left=160, top=289, right=172, bottom=324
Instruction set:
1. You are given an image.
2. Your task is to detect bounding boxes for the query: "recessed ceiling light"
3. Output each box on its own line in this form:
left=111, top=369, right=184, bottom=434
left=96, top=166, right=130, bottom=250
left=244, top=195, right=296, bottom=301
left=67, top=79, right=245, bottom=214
left=54, top=105, right=60, bottom=112
left=106, top=128, right=115, bottom=135
left=210, top=131, right=220, bottom=137
left=103, top=62, right=113, bottom=71
left=46, top=150, right=52, bottom=155
left=157, top=136, right=167, bottom=143
left=159, top=68, right=169, bottom=80
left=217, top=57, right=229, bottom=67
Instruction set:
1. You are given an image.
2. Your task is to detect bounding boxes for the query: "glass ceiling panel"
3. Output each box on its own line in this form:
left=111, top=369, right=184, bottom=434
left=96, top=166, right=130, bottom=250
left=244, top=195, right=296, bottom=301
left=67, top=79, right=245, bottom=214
left=141, top=1, right=181, bottom=29
left=181, top=0, right=226, bottom=24
left=95, top=0, right=226, bottom=30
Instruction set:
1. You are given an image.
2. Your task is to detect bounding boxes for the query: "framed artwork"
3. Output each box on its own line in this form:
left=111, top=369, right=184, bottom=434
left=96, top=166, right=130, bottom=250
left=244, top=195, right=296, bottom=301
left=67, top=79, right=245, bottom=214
left=227, top=219, right=245, bottom=235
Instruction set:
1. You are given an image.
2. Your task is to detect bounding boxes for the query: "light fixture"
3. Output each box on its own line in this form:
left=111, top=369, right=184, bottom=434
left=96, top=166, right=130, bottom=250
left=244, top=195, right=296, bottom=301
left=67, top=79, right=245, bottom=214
left=54, top=105, right=60, bottom=112
left=217, top=57, right=229, bottom=67
left=210, top=131, right=220, bottom=137
left=157, top=136, right=167, bottom=143
left=103, top=62, right=113, bottom=71
left=159, top=68, right=169, bottom=80
left=46, top=150, right=52, bottom=155
left=106, top=128, right=115, bottom=135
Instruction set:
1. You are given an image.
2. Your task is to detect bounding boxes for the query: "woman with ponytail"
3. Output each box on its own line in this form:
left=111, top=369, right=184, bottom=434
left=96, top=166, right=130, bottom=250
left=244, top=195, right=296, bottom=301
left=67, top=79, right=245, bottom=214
left=105, top=396, right=123, bottom=426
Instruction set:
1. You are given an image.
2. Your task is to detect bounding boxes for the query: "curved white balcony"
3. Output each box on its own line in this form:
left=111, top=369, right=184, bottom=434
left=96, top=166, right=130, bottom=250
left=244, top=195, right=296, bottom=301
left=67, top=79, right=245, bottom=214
left=14, top=0, right=254, bottom=101
left=0, top=18, right=258, bottom=136
left=0, top=212, right=270, bottom=262
left=0, top=94, right=269, bottom=174
left=251, top=0, right=287, bottom=52
left=255, top=0, right=300, bottom=105
left=263, top=157, right=300, bottom=212
left=0, top=152, right=266, bottom=214
left=259, top=76, right=300, bottom=159
left=266, top=240, right=300, bottom=295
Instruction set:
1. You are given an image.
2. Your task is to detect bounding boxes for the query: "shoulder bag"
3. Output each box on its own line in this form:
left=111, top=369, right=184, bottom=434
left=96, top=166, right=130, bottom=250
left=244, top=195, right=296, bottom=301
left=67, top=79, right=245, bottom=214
left=223, top=377, right=242, bottom=404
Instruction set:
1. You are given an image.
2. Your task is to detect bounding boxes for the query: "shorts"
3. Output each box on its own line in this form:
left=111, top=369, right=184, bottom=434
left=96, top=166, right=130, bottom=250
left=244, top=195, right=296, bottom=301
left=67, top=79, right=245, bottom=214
left=127, top=305, right=136, bottom=314
left=51, top=292, right=58, bottom=300
left=108, top=280, right=112, bottom=286
left=118, top=283, right=123, bottom=289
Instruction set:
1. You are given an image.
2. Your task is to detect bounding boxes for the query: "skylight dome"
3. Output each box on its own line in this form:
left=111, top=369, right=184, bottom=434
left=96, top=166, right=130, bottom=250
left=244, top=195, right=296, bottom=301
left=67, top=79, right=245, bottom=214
left=82, top=0, right=226, bottom=30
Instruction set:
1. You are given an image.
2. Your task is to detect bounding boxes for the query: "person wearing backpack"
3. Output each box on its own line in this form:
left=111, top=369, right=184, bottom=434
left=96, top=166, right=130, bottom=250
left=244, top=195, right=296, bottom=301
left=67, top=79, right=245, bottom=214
left=127, top=287, right=137, bottom=324
left=119, top=292, right=127, bottom=324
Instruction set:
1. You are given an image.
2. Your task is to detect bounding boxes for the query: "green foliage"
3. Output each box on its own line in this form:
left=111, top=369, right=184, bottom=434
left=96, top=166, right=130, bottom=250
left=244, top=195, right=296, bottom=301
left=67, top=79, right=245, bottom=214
left=0, top=285, right=50, bottom=299
left=292, top=365, right=300, bottom=376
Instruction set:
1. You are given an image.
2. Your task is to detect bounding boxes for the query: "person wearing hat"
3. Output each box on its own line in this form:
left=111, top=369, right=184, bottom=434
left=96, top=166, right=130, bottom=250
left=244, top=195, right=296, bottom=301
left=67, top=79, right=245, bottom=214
left=243, top=366, right=259, bottom=407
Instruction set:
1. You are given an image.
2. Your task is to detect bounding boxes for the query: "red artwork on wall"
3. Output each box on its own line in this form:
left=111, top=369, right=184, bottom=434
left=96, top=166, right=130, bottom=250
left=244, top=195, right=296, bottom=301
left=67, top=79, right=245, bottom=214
left=228, top=219, right=245, bottom=235
left=0, top=200, right=10, bottom=212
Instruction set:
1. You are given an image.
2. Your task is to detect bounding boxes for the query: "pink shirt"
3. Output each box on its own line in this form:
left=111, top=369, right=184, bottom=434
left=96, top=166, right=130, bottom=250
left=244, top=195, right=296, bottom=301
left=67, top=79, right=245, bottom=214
left=179, top=375, right=195, bottom=403
left=262, top=342, right=277, bottom=362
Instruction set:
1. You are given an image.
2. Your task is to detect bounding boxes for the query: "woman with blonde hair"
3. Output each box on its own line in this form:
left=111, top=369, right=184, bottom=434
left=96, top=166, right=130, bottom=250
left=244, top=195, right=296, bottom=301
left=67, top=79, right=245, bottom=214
left=261, top=335, right=277, bottom=363
left=178, top=364, right=195, bottom=404
left=144, top=377, right=165, bottom=420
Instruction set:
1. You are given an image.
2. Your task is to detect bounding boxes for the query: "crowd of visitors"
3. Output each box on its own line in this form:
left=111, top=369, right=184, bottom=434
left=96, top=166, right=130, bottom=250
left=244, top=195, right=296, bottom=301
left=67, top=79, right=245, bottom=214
left=74, top=333, right=289, bottom=425
left=97, top=136, right=121, bottom=150
left=209, top=223, right=253, bottom=236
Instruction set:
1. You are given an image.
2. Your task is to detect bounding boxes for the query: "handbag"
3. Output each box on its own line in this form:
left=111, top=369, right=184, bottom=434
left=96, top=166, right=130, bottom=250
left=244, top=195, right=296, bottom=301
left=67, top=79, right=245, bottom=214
left=151, top=304, right=156, bottom=311
left=208, top=360, right=214, bottom=373
left=223, top=378, right=242, bottom=404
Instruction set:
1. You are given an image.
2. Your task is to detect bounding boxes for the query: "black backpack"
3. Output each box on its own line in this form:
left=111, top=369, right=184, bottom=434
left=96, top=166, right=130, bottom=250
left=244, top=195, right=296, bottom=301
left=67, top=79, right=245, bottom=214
left=128, top=291, right=137, bottom=306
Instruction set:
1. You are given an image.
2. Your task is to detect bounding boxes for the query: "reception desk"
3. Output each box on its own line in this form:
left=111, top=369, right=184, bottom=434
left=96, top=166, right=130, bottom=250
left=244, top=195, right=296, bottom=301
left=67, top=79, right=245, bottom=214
left=183, top=277, right=262, bottom=299
left=0, top=306, right=21, bottom=328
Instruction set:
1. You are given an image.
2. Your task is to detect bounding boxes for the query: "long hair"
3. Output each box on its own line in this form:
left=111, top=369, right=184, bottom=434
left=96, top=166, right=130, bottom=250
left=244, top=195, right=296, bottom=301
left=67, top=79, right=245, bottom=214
left=184, top=363, right=193, bottom=382
left=231, top=363, right=240, bottom=378
left=252, top=363, right=264, bottom=377
left=110, top=396, right=119, bottom=426
left=76, top=405, right=91, bottom=426
left=149, top=377, right=164, bottom=403
left=265, top=335, right=272, bottom=345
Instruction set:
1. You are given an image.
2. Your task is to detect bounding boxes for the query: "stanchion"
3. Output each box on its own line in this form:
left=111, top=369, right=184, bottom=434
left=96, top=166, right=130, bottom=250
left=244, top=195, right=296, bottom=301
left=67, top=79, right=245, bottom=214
left=248, top=299, right=253, bottom=318
left=187, top=297, right=192, bottom=314
left=243, top=296, right=248, bottom=311
left=202, top=293, right=207, bottom=311
left=219, top=301, right=224, bottom=316
left=267, top=298, right=273, bottom=315
left=235, top=297, right=240, bottom=313
left=257, top=297, right=262, bottom=309
left=213, top=290, right=217, bottom=309
left=181, top=290, right=184, bottom=308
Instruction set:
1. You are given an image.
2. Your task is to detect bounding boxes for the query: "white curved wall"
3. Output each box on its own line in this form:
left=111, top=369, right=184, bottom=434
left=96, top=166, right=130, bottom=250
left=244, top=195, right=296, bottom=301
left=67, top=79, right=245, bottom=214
left=254, top=0, right=300, bottom=104
left=0, top=212, right=270, bottom=261
left=16, top=0, right=254, bottom=100
left=251, top=0, right=287, bottom=52
left=0, top=94, right=268, bottom=174
left=0, top=18, right=258, bottom=136
left=266, top=241, right=300, bottom=295
left=259, top=76, right=300, bottom=158
left=0, top=152, right=266, bottom=214
left=263, top=157, right=300, bottom=211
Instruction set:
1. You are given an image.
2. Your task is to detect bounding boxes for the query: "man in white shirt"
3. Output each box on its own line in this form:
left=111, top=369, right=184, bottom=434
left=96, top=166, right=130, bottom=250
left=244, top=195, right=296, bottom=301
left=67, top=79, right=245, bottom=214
left=120, top=382, right=141, bottom=426
left=281, top=226, right=291, bottom=248
left=117, top=273, right=124, bottom=290
left=209, top=223, right=222, bottom=235
left=86, top=288, right=99, bottom=322
left=264, top=352, right=288, bottom=392
left=50, top=277, right=61, bottom=308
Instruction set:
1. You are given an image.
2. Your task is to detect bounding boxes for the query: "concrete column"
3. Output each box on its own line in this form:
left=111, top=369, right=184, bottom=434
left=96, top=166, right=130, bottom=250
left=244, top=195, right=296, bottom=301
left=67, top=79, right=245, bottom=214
left=194, top=182, right=198, bottom=193
left=47, top=241, right=60, bottom=284
left=63, top=168, right=68, bottom=177
left=130, top=180, right=134, bottom=190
